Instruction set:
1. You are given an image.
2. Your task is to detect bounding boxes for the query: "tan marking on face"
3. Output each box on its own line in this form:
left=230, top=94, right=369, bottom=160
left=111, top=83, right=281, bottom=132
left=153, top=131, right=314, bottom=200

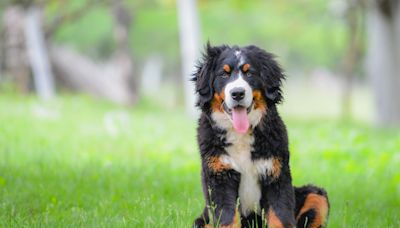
left=267, top=208, right=284, bottom=228
left=252, top=90, right=267, bottom=112
left=242, top=63, right=250, bottom=72
left=296, top=193, right=329, bottom=228
left=211, top=92, right=225, bottom=112
left=208, top=156, right=231, bottom=173
left=223, top=64, right=231, bottom=73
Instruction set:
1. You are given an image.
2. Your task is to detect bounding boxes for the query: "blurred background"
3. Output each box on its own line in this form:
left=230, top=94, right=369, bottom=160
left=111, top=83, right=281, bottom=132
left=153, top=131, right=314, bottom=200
left=0, top=0, right=399, bottom=227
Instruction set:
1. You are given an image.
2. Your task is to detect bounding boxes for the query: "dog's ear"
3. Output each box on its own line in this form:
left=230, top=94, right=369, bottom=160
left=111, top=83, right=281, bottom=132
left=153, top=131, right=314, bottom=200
left=192, top=42, right=226, bottom=108
left=246, top=45, right=285, bottom=104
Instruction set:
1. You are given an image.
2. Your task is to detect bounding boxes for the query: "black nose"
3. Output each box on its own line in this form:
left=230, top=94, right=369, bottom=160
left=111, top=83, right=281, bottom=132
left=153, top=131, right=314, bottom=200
left=231, top=88, right=245, bottom=101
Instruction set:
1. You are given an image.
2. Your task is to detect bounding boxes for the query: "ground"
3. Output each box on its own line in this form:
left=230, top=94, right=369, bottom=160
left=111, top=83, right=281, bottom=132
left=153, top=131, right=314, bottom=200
left=0, top=94, right=399, bottom=227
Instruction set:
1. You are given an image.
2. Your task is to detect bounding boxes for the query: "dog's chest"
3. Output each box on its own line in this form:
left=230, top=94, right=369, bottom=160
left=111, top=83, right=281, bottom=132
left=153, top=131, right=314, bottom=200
left=220, top=131, right=273, bottom=216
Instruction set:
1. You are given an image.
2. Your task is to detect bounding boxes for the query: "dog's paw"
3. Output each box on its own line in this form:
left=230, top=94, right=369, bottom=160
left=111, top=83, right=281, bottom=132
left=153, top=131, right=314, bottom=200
left=193, top=217, right=207, bottom=228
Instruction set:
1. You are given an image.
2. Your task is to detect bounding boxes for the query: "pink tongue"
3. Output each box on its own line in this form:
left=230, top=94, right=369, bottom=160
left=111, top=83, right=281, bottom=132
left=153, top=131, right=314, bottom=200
left=232, top=107, right=250, bottom=134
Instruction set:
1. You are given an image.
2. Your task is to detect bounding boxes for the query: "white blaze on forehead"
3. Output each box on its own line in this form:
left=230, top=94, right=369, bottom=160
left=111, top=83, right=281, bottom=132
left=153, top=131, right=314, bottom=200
left=235, top=50, right=245, bottom=66
left=224, top=75, right=253, bottom=109
left=235, top=50, right=241, bottom=58
left=239, top=58, right=245, bottom=66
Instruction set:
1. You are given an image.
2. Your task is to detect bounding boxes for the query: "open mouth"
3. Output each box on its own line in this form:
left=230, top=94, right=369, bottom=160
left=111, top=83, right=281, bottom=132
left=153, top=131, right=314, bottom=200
left=222, top=102, right=253, bottom=134
left=223, top=102, right=253, bottom=115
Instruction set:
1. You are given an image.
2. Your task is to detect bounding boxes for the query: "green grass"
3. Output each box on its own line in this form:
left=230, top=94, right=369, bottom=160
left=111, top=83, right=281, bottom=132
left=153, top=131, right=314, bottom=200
left=0, top=95, right=399, bottom=227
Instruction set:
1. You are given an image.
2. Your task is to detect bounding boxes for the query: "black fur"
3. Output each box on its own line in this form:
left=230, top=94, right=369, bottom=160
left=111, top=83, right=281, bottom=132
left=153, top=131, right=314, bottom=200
left=192, top=43, right=329, bottom=227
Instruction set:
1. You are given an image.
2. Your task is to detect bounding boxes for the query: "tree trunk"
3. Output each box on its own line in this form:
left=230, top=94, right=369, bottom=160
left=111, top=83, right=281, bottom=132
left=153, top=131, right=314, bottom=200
left=50, top=0, right=136, bottom=105
left=177, top=0, right=201, bottom=117
left=341, top=1, right=363, bottom=121
left=2, top=6, right=30, bottom=93
left=111, top=0, right=137, bottom=104
left=50, top=45, right=135, bottom=105
left=367, top=1, right=400, bottom=127
left=25, top=6, right=55, bottom=100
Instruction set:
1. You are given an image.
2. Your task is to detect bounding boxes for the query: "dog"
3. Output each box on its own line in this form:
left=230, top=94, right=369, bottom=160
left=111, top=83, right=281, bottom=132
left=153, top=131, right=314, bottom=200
left=192, top=43, right=329, bottom=228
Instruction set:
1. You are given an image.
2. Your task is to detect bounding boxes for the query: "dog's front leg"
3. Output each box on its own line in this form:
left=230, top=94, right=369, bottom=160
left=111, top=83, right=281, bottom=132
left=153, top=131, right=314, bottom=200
left=205, top=157, right=241, bottom=227
left=260, top=165, right=296, bottom=228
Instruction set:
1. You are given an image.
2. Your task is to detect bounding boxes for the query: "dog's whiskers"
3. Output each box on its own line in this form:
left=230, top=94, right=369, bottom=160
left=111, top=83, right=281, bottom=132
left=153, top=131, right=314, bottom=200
left=221, top=101, right=233, bottom=121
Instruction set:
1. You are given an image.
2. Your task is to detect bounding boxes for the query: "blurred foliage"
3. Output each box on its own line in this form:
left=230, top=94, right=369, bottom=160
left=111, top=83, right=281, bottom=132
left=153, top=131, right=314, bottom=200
left=198, top=0, right=348, bottom=70
left=0, top=0, right=350, bottom=75
left=49, top=3, right=116, bottom=58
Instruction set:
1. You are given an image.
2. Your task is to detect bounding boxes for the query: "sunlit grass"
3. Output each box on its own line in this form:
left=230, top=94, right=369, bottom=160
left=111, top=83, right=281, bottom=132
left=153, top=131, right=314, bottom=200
left=0, top=94, right=399, bottom=227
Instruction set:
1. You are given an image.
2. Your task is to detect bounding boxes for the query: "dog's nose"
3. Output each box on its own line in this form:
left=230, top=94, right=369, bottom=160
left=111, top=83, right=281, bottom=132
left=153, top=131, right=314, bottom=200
left=231, top=88, right=245, bottom=101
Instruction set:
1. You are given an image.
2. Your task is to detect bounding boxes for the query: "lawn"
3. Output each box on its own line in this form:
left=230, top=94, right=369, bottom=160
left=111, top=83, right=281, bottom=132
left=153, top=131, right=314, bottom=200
left=0, top=95, right=399, bottom=227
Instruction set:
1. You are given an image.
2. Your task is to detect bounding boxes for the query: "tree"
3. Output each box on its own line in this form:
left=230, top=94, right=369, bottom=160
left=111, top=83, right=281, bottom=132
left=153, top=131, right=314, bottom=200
left=340, top=0, right=364, bottom=121
left=25, top=6, right=55, bottom=100
left=367, top=0, right=400, bottom=127
left=1, top=0, right=137, bottom=105
left=2, top=5, right=30, bottom=93
left=177, top=0, right=200, bottom=117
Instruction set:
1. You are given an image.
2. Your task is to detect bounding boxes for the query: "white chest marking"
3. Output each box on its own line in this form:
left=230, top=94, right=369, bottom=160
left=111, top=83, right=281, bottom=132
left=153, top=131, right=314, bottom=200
left=219, top=130, right=275, bottom=216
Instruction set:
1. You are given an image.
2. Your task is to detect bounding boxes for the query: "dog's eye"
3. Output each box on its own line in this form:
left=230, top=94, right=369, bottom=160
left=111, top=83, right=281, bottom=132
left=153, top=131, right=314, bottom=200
left=246, top=72, right=252, bottom=77
left=221, top=72, right=230, bottom=78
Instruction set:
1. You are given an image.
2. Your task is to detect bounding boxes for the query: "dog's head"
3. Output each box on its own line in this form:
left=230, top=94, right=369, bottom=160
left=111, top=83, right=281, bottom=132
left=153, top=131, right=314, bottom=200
left=193, top=43, right=285, bottom=134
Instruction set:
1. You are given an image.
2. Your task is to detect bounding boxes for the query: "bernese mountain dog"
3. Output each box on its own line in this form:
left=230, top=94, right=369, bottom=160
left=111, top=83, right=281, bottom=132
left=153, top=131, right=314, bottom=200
left=192, top=43, right=329, bottom=228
